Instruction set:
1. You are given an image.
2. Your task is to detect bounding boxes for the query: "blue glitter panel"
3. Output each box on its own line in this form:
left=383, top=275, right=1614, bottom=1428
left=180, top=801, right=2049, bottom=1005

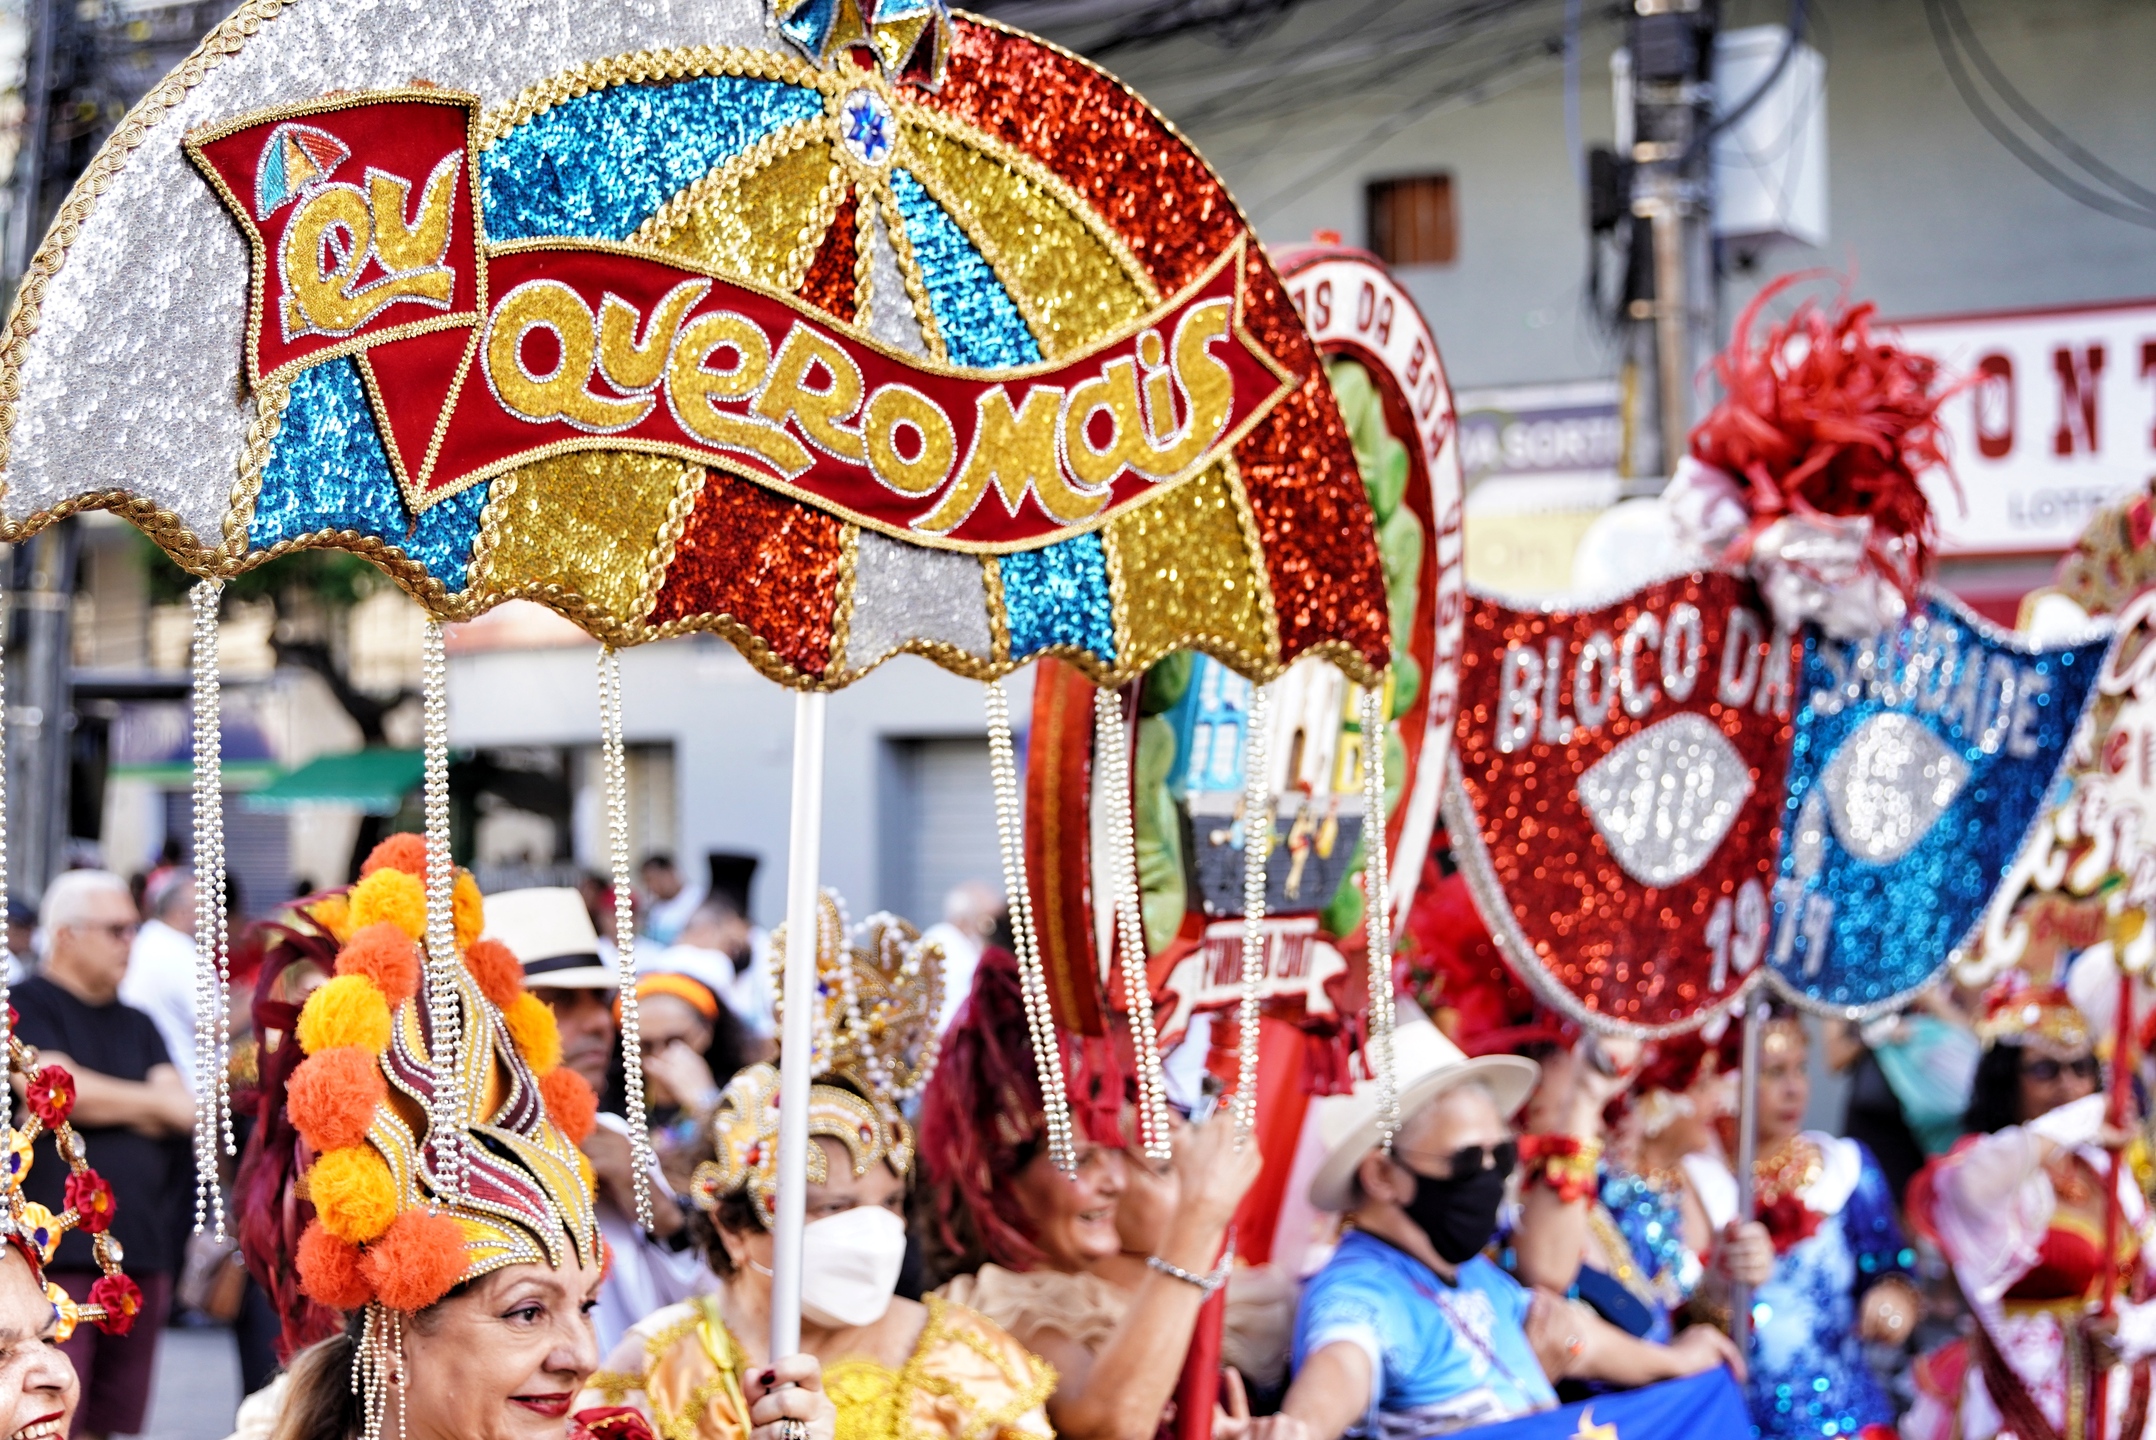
left=247, top=359, right=488, bottom=592
left=1769, top=595, right=2110, bottom=1011
left=482, top=76, right=825, bottom=242
left=1000, top=534, right=1115, bottom=665
left=887, top=168, right=1042, bottom=370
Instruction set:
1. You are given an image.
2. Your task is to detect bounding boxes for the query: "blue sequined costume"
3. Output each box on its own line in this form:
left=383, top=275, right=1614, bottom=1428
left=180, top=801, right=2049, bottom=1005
left=1498, top=1164, right=1702, bottom=1344
left=1729, top=1135, right=1913, bottom=1440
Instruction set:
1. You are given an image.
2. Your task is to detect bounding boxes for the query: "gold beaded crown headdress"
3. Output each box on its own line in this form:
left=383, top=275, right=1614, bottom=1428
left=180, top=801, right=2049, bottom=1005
left=1976, top=980, right=2092, bottom=1056
left=692, top=893, right=942, bottom=1226
left=283, top=838, right=602, bottom=1315
left=0, top=1021, right=139, bottom=1340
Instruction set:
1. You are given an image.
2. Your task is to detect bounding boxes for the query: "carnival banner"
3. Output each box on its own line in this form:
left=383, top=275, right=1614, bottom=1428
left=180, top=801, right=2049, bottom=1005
left=189, top=93, right=1292, bottom=550
left=1771, top=594, right=2109, bottom=1014
left=1455, top=1370, right=1751, bottom=1440
left=1445, top=572, right=1796, bottom=1034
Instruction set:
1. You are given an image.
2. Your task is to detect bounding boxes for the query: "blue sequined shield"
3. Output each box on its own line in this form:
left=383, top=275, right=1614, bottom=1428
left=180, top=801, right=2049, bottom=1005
left=1769, top=593, right=2111, bottom=1013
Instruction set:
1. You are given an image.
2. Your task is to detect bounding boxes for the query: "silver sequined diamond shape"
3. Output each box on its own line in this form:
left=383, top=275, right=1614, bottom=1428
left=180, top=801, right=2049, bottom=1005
left=1578, top=712, right=1755, bottom=887
left=1820, top=711, right=1968, bottom=864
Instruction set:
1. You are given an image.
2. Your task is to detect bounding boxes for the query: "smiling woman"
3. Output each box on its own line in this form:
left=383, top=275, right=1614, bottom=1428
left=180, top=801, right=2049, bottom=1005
left=0, top=1246, right=78, bottom=1440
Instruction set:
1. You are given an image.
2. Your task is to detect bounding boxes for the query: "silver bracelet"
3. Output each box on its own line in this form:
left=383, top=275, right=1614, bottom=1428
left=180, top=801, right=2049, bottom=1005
left=1148, top=1252, right=1231, bottom=1298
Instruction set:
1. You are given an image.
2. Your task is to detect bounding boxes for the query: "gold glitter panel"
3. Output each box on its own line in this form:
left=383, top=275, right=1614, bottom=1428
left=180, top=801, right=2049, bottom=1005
left=641, top=133, right=843, bottom=293
left=474, top=450, right=699, bottom=622
left=1105, top=459, right=1272, bottom=675
left=896, top=124, right=1154, bottom=358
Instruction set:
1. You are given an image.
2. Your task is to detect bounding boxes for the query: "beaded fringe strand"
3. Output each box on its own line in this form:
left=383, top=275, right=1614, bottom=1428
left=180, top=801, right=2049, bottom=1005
left=1234, top=681, right=1272, bottom=1146
left=1360, top=683, right=1399, bottom=1151
left=599, top=647, right=655, bottom=1228
left=1092, top=686, right=1171, bottom=1163
left=419, top=621, right=466, bottom=1204
left=189, top=580, right=230, bottom=1239
left=984, top=680, right=1076, bottom=1174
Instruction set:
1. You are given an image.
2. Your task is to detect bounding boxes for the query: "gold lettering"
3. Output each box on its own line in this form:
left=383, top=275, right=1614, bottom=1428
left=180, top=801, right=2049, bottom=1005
left=862, top=384, right=957, bottom=497
left=1061, top=300, right=1235, bottom=487
left=598, top=280, right=710, bottom=395
left=1155, top=297, right=1236, bottom=474
left=279, top=185, right=375, bottom=337
left=752, top=324, right=866, bottom=461
left=918, top=385, right=1100, bottom=532
left=368, top=154, right=460, bottom=281
left=483, top=280, right=650, bottom=432
left=665, top=312, right=812, bottom=477
left=1061, top=359, right=1143, bottom=490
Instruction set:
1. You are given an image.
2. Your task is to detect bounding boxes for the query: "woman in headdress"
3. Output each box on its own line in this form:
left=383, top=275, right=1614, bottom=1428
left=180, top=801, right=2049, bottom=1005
left=918, top=945, right=1273, bottom=1440
left=579, top=895, right=1054, bottom=1440
left=0, top=985, right=141, bottom=1439
left=1688, top=1002, right=1917, bottom=1440
left=1904, top=983, right=2156, bottom=1440
left=228, top=836, right=827, bottom=1440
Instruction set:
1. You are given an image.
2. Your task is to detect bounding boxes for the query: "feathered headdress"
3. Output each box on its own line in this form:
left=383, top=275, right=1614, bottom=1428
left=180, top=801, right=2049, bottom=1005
left=277, top=836, right=602, bottom=1317
left=1668, top=274, right=1960, bottom=638
left=690, top=892, right=941, bottom=1227
left=0, top=1019, right=139, bottom=1339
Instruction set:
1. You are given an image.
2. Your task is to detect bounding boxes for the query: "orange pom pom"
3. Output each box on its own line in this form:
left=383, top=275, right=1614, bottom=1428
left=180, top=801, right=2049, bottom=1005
left=308, top=893, right=355, bottom=944
left=296, top=1221, right=373, bottom=1309
left=307, top=1145, right=398, bottom=1243
left=287, top=1047, right=385, bottom=1152
left=502, top=992, right=563, bottom=1075
left=361, top=833, right=428, bottom=878
left=347, top=868, right=427, bottom=944
left=363, top=1210, right=469, bottom=1312
left=539, top=1066, right=598, bottom=1143
left=464, top=938, right=525, bottom=1010
left=453, top=871, right=486, bottom=951
left=295, top=974, right=392, bottom=1057
left=335, top=923, right=422, bottom=1005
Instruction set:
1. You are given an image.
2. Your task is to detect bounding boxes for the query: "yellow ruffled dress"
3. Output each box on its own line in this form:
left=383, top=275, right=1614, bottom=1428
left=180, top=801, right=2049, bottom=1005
left=579, top=1294, right=1057, bottom=1440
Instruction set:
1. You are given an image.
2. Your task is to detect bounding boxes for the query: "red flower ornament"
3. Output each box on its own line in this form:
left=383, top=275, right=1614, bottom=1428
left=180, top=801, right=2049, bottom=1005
left=25, top=1067, right=73, bottom=1129
left=1757, top=1192, right=1823, bottom=1254
left=88, top=1273, right=142, bottom=1335
left=64, top=1169, right=116, bottom=1234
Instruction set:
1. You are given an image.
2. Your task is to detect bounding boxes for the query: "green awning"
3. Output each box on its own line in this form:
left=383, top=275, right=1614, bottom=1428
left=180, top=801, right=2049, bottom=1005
left=108, top=759, right=283, bottom=789
left=241, top=749, right=424, bottom=815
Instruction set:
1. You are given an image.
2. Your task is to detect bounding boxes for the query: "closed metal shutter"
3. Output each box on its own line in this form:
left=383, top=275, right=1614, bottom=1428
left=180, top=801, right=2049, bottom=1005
left=880, top=737, right=1000, bottom=929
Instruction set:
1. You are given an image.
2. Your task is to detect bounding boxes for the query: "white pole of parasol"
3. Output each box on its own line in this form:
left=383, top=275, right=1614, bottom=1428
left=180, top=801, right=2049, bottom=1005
left=770, top=690, right=827, bottom=1360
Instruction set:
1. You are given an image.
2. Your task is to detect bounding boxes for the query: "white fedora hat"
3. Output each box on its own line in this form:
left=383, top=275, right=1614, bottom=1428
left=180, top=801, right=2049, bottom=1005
left=482, top=887, right=614, bottom=992
left=1306, top=1007, right=1538, bottom=1213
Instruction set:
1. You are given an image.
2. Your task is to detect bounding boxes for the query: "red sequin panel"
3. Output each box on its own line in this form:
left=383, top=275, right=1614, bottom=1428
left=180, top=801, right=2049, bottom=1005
left=1231, top=249, right=1389, bottom=675
left=1449, top=573, right=1795, bottom=1033
left=920, top=19, right=1239, bottom=295
left=648, top=470, right=846, bottom=677
left=796, top=186, right=861, bottom=324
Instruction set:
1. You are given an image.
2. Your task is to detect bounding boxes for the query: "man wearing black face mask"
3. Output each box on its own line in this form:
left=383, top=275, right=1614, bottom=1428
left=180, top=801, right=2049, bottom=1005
left=1280, top=1015, right=1744, bottom=1440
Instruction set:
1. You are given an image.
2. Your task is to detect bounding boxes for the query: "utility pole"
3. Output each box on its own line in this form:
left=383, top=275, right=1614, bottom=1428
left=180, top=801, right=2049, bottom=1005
left=1625, top=0, right=1718, bottom=482
left=6, top=527, right=78, bottom=898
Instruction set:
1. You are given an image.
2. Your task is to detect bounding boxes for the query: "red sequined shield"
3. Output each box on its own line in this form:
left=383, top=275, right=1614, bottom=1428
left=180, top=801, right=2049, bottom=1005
left=1443, top=572, right=1795, bottom=1035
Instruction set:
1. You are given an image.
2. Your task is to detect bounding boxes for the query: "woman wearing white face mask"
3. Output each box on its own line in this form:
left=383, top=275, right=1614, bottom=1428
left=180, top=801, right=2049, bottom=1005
left=580, top=901, right=1054, bottom=1440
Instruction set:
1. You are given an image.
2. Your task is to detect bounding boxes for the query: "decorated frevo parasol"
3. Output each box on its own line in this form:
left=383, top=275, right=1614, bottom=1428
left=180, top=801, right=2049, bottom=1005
left=0, top=0, right=1402, bottom=1358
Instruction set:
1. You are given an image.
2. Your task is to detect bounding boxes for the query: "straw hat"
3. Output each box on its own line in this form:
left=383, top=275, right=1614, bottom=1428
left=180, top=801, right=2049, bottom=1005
left=482, top=887, right=614, bottom=991
left=1306, top=1009, right=1539, bottom=1213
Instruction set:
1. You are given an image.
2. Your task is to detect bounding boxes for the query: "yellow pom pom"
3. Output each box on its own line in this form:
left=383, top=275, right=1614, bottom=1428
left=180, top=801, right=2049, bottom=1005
left=308, top=1145, right=400, bottom=1243
left=453, top=871, right=485, bottom=951
left=308, top=893, right=355, bottom=944
left=502, top=992, right=562, bottom=1075
left=296, top=974, right=393, bottom=1057
left=348, top=868, right=427, bottom=943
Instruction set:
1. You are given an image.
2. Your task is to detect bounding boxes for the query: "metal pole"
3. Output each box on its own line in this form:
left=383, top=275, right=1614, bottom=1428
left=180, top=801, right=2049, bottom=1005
left=1729, top=992, right=1768, bottom=1357
left=769, top=689, right=826, bottom=1360
left=1649, top=180, right=1691, bottom=475
left=5, top=0, right=58, bottom=289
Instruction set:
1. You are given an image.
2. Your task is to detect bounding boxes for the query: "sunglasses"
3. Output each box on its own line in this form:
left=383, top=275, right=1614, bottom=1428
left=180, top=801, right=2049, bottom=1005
left=1398, top=1139, right=1519, bottom=1181
left=2022, top=1056, right=2100, bottom=1083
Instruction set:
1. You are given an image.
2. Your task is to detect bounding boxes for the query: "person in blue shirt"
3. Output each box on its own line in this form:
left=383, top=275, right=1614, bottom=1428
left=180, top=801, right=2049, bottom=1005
left=1280, top=1015, right=1745, bottom=1440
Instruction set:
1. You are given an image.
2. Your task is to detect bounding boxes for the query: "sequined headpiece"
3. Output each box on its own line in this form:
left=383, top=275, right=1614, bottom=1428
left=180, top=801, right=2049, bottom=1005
left=691, top=894, right=941, bottom=1226
left=283, top=836, right=603, bottom=1316
left=0, top=1023, right=139, bottom=1339
left=1976, top=980, right=2092, bottom=1055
